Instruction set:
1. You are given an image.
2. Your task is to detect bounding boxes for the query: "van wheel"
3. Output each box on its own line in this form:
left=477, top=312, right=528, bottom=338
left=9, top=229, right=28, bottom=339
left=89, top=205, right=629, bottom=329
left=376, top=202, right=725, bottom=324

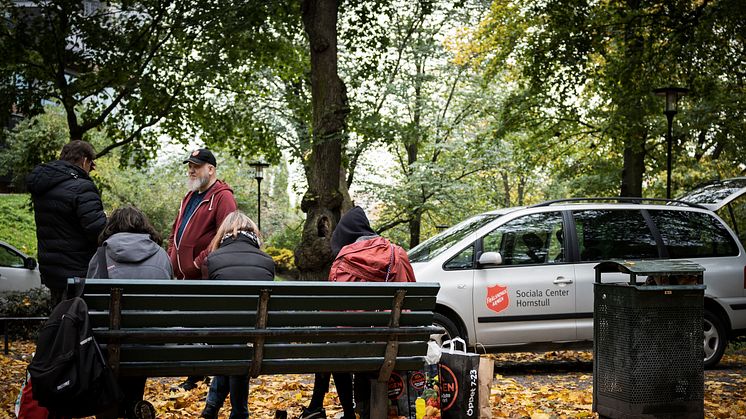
left=703, top=310, right=727, bottom=369
left=432, top=313, right=462, bottom=346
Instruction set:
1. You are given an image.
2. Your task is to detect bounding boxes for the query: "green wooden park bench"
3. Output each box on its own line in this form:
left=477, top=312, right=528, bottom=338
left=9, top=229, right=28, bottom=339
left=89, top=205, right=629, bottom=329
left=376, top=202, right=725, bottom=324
left=70, top=278, right=442, bottom=418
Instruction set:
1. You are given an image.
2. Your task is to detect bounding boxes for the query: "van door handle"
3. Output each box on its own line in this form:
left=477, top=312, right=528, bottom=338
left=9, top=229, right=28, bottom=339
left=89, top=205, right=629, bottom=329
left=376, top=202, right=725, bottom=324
left=553, top=276, right=573, bottom=285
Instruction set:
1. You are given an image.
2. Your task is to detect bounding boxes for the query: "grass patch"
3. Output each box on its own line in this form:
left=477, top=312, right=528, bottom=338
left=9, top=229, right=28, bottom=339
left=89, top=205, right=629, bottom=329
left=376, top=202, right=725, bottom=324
left=0, top=193, right=37, bottom=257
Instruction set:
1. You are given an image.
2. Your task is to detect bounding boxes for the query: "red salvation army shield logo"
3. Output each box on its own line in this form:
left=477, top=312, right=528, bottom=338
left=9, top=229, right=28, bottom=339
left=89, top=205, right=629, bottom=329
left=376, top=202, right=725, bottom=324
left=486, top=284, right=509, bottom=313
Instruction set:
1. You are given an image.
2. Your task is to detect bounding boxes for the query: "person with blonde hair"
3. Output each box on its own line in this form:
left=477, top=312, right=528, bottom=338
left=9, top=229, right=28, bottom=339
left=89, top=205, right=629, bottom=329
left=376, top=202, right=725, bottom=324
left=200, top=211, right=275, bottom=419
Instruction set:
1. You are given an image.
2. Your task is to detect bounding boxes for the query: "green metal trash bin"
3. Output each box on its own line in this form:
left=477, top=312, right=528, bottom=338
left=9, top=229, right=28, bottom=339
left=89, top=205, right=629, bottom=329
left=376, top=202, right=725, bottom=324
left=593, top=260, right=705, bottom=419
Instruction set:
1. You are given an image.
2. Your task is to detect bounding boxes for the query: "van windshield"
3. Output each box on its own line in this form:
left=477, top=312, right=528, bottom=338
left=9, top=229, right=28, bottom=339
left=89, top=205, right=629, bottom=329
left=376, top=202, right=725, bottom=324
left=408, top=213, right=500, bottom=263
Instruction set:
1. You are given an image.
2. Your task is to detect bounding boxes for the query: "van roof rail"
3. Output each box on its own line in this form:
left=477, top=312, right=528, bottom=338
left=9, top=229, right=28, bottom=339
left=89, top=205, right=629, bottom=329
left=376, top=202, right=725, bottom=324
left=528, top=197, right=708, bottom=209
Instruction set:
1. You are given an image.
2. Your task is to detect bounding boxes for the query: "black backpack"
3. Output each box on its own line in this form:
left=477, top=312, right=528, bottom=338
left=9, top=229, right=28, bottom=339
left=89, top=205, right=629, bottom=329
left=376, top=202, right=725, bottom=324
left=28, top=297, right=122, bottom=416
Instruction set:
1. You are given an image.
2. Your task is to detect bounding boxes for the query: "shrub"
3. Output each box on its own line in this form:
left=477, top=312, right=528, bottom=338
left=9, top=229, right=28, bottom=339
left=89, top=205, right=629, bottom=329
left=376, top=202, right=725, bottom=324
left=264, top=246, right=298, bottom=280
left=0, top=287, right=51, bottom=339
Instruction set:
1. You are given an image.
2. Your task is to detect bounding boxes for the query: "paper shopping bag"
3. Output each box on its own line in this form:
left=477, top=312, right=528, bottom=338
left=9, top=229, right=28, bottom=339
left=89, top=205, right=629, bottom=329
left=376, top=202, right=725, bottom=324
left=478, top=356, right=494, bottom=418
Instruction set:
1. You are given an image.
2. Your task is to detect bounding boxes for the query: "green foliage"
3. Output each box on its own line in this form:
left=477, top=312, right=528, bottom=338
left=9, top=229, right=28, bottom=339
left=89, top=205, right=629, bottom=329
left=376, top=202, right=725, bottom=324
left=350, top=0, right=496, bottom=247
left=0, top=287, right=51, bottom=339
left=471, top=0, right=746, bottom=197
left=0, top=0, right=298, bottom=163
left=264, top=246, right=298, bottom=279
left=0, top=194, right=37, bottom=257
left=265, top=217, right=304, bottom=251
left=0, top=107, right=69, bottom=190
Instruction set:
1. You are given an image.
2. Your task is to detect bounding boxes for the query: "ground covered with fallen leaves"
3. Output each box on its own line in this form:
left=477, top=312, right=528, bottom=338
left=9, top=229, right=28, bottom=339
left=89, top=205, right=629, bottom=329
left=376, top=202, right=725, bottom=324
left=2, top=341, right=744, bottom=418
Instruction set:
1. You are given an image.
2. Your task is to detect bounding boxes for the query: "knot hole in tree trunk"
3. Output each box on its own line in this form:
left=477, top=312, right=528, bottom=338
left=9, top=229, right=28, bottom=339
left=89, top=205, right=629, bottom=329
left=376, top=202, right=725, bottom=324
left=317, top=215, right=331, bottom=238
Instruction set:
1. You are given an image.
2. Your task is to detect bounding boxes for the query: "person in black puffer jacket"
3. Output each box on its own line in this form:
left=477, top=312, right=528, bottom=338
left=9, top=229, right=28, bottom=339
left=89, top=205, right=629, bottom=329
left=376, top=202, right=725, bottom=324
left=200, top=210, right=274, bottom=419
left=26, top=140, right=106, bottom=305
left=201, top=211, right=275, bottom=281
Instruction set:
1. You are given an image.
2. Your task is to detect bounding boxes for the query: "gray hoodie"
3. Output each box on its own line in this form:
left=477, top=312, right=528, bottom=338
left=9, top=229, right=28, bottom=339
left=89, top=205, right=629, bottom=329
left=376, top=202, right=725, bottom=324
left=87, top=233, right=173, bottom=279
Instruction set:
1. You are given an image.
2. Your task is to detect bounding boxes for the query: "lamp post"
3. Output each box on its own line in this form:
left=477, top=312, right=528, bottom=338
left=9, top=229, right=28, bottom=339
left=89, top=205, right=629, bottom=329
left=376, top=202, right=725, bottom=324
left=653, top=86, right=689, bottom=199
left=249, top=161, right=270, bottom=231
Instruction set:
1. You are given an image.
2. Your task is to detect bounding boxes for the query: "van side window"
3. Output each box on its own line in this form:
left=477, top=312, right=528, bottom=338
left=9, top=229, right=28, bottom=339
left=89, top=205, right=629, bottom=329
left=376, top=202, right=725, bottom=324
left=649, top=210, right=738, bottom=258
left=574, top=210, right=657, bottom=261
left=716, top=195, right=745, bottom=247
left=444, top=244, right=475, bottom=270
left=481, top=212, right=564, bottom=266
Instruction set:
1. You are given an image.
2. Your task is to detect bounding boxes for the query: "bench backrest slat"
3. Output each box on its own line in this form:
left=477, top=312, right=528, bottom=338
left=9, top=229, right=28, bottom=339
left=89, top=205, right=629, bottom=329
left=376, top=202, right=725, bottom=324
left=84, top=294, right=437, bottom=312
left=89, top=311, right=434, bottom=329
left=107, top=342, right=427, bottom=363
left=80, top=279, right=439, bottom=296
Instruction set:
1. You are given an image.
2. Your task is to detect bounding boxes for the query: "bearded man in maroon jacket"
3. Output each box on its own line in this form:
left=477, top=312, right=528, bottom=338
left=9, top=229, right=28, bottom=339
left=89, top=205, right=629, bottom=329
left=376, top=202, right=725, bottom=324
left=167, top=148, right=237, bottom=391
left=167, top=148, right=238, bottom=280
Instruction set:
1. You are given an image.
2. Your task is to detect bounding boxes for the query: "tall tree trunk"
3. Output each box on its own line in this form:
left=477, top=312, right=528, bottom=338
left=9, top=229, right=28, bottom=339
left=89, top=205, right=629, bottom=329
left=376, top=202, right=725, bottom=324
left=501, top=171, right=511, bottom=207
left=295, top=0, right=351, bottom=280
left=617, top=0, right=647, bottom=197
left=620, top=139, right=645, bottom=197
left=407, top=57, right=425, bottom=248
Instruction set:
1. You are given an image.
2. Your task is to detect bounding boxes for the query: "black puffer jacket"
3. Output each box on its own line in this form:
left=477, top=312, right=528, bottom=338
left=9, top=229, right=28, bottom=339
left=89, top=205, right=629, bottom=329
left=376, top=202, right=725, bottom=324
left=26, top=160, right=106, bottom=289
left=205, top=234, right=275, bottom=280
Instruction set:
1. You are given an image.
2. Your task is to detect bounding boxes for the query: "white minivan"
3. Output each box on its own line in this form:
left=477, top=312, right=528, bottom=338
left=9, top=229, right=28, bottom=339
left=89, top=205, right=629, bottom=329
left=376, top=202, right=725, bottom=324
left=409, top=198, right=746, bottom=368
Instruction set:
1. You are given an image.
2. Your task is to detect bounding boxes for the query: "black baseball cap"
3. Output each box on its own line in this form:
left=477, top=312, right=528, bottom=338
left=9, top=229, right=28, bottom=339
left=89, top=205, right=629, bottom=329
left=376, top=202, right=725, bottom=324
left=183, top=148, right=217, bottom=167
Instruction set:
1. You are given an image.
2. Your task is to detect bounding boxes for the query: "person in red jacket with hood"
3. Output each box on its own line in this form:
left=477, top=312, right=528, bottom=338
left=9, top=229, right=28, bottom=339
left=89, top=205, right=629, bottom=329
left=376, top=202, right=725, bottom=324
left=167, top=148, right=238, bottom=280
left=299, top=206, right=415, bottom=419
left=167, top=148, right=237, bottom=391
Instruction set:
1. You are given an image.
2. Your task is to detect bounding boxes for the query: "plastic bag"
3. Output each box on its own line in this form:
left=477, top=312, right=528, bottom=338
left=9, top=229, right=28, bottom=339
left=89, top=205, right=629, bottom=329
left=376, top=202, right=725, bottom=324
left=425, top=340, right=442, bottom=365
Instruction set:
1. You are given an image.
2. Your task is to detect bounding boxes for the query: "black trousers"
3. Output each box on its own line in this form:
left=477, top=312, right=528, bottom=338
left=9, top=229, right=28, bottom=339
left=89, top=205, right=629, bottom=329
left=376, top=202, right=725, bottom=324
left=309, top=372, right=355, bottom=417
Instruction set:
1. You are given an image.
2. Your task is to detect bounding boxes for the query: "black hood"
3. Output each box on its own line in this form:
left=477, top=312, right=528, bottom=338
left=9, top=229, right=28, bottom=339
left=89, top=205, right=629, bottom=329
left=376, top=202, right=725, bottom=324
left=331, top=206, right=376, bottom=256
left=26, top=160, right=89, bottom=196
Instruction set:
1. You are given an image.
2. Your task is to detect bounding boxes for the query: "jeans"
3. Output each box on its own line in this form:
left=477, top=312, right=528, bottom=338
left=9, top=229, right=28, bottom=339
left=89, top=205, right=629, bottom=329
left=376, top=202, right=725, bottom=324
left=205, top=375, right=249, bottom=419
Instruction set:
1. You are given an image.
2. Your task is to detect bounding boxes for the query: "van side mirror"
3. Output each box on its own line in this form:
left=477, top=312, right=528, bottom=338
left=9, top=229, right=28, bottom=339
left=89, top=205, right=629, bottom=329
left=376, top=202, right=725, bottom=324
left=478, top=251, right=503, bottom=266
left=25, top=257, right=37, bottom=270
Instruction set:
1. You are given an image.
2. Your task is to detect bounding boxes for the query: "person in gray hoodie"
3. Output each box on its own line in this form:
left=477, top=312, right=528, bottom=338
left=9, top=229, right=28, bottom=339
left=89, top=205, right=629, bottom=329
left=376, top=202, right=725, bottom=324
left=87, top=205, right=173, bottom=279
left=87, top=205, right=172, bottom=418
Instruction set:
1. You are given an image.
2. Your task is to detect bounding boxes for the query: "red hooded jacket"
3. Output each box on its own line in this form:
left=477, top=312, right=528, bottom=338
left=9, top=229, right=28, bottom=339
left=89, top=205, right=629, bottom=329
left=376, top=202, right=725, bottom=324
left=329, top=236, right=415, bottom=283
left=167, top=180, right=237, bottom=279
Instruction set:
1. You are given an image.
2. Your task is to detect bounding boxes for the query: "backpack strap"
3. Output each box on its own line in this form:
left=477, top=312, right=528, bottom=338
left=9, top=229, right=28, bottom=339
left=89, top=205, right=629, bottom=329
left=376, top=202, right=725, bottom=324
left=97, top=245, right=109, bottom=279
left=384, top=243, right=395, bottom=282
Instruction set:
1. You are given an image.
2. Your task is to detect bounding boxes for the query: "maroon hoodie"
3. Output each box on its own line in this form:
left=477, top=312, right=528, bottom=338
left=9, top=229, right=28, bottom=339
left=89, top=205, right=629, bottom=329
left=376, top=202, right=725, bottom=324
left=167, top=180, right=237, bottom=279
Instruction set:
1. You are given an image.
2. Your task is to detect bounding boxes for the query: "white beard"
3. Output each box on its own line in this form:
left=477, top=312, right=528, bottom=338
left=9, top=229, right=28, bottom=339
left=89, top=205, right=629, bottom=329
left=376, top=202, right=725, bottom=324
left=187, top=175, right=210, bottom=192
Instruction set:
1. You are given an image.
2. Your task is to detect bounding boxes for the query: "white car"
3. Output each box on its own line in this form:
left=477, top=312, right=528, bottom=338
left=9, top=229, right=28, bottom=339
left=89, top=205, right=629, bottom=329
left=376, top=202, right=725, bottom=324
left=409, top=198, right=746, bottom=368
left=0, top=240, right=41, bottom=292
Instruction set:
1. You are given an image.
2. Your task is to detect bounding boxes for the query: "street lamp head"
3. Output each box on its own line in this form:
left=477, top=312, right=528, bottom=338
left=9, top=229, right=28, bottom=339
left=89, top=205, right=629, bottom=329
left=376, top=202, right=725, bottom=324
left=249, top=161, right=270, bottom=180
left=654, top=86, right=689, bottom=114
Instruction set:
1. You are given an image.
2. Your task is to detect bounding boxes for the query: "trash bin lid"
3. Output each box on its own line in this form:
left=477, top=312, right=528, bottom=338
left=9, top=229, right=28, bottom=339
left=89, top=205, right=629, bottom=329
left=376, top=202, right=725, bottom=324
left=594, top=259, right=705, bottom=276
